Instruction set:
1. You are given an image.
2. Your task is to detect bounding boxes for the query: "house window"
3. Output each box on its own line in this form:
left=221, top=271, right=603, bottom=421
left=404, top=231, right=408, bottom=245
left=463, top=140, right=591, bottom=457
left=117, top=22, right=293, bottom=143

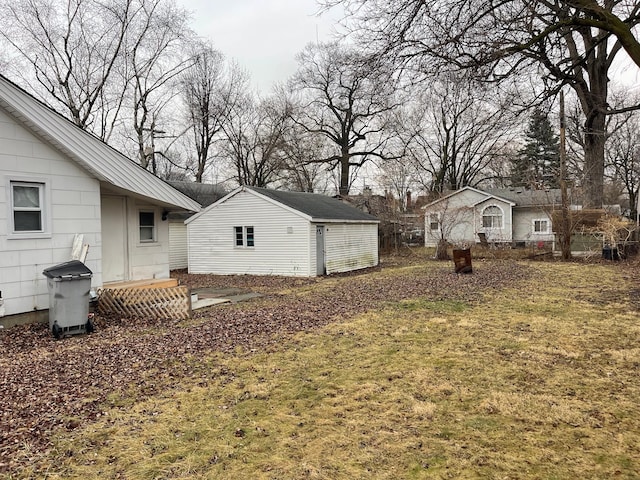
left=139, top=211, right=156, bottom=242
left=429, top=213, right=440, bottom=231
left=482, top=205, right=503, bottom=228
left=533, top=219, right=550, bottom=234
left=234, top=226, right=255, bottom=248
left=11, top=181, right=44, bottom=232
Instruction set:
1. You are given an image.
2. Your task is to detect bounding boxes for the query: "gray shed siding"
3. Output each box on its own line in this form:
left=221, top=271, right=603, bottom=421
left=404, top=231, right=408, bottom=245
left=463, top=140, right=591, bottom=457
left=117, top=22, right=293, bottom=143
left=323, top=223, right=378, bottom=274
left=187, top=190, right=313, bottom=276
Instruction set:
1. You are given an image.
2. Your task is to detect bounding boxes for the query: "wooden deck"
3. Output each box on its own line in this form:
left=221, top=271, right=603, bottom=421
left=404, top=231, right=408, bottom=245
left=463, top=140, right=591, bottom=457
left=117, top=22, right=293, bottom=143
left=102, top=278, right=178, bottom=290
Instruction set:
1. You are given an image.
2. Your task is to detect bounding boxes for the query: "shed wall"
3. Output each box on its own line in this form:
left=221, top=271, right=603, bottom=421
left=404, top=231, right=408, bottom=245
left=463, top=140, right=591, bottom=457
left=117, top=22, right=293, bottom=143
left=187, top=190, right=313, bottom=276
left=323, top=223, right=379, bottom=274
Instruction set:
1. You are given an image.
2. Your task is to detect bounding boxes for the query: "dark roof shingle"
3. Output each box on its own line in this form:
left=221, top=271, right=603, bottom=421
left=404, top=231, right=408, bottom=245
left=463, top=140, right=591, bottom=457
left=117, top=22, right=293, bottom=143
left=249, top=187, right=378, bottom=222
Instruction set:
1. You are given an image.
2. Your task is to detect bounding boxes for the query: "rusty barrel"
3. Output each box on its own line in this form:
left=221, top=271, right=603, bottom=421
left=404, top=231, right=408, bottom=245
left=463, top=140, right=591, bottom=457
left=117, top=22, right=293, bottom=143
left=452, top=248, right=472, bottom=274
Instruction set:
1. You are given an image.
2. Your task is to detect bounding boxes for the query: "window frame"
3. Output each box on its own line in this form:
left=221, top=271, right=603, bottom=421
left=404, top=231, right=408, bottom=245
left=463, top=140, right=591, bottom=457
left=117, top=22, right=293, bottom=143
left=234, top=225, right=255, bottom=248
left=139, top=210, right=157, bottom=243
left=532, top=218, right=550, bottom=234
left=7, top=177, right=51, bottom=239
left=428, top=213, right=440, bottom=231
left=481, top=205, right=504, bottom=229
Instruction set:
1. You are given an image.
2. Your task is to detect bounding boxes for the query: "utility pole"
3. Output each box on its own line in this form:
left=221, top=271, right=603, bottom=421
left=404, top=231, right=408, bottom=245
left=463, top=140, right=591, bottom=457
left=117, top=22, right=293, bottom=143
left=559, top=91, right=572, bottom=260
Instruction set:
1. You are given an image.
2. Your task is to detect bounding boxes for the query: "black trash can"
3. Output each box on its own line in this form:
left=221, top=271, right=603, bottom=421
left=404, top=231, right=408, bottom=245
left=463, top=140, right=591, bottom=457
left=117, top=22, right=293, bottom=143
left=43, top=260, right=93, bottom=338
left=602, top=246, right=620, bottom=261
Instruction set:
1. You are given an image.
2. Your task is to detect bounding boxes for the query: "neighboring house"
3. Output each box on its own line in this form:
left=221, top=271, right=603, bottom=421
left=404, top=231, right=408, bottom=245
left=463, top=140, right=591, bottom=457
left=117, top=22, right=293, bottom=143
left=423, top=186, right=570, bottom=248
left=167, top=181, right=226, bottom=270
left=186, top=186, right=379, bottom=277
left=0, top=74, right=201, bottom=325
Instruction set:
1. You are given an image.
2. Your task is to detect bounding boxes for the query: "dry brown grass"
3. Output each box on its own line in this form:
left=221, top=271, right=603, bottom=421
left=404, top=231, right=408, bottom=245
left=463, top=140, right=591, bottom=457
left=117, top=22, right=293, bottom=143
left=18, top=261, right=640, bottom=479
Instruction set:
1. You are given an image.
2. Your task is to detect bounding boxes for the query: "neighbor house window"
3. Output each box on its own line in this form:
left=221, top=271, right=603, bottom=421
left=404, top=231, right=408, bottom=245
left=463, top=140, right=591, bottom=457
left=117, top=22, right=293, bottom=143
left=482, top=205, right=503, bottom=228
left=533, top=219, right=550, bottom=234
left=139, top=211, right=156, bottom=242
left=429, top=213, right=440, bottom=231
left=234, top=226, right=255, bottom=247
left=11, top=181, right=44, bottom=232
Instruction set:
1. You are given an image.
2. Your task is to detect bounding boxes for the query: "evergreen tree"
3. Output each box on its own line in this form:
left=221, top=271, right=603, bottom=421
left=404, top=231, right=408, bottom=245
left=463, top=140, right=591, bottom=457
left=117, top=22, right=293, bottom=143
left=512, top=109, right=560, bottom=188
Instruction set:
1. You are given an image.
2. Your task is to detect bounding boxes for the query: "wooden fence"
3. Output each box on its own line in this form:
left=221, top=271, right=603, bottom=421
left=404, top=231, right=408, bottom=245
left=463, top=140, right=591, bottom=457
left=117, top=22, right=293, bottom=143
left=97, top=285, right=192, bottom=320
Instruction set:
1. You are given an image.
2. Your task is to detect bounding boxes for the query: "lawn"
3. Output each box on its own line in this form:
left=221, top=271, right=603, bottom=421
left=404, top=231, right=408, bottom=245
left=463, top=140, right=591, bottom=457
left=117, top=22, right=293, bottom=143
left=3, top=254, right=639, bottom=479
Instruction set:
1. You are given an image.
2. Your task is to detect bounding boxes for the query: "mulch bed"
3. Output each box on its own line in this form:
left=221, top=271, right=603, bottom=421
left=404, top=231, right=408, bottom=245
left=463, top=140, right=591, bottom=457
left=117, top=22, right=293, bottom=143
left=1, top=257, right=634, bottom=475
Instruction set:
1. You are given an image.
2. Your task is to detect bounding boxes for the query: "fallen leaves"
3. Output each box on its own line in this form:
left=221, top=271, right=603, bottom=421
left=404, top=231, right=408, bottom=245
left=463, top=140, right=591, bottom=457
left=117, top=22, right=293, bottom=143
left=0, top=260, right=530, bottom=475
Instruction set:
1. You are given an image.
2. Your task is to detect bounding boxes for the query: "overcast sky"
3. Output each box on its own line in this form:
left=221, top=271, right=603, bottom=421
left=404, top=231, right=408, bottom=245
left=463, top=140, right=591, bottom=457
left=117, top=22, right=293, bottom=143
left=178, top=0, right=344, bottom=93
left=177, top=1, right=639, bottom=95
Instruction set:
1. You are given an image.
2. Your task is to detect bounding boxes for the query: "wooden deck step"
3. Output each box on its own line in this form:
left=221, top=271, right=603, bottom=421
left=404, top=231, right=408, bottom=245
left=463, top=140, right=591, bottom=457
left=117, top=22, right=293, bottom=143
left=103, top=278, right=179, bottom=290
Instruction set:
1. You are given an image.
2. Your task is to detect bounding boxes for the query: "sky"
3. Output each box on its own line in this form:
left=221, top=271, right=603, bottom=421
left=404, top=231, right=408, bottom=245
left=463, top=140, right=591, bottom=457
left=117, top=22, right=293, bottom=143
left=178, top=0, right=345, bottom=93
left=175, top=0, right=640, bottom=101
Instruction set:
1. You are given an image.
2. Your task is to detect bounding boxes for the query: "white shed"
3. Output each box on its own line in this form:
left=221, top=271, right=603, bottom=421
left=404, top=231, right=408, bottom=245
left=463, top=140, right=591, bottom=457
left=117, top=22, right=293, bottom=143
left=186, top=186, right=379, bottom=277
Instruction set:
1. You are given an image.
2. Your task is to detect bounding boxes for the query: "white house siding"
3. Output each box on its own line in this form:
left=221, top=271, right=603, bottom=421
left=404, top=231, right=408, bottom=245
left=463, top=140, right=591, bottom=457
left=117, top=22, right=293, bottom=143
left=512, top=207, right=555, bottom=245
left=475, top=198, right=513, bottom=243
left=0, top=107, right=101, bottom=317
left=187, top=191, right=312, bottom=276
left=126, top=199, right=171, bottom=280
left=169, top=221, right=188, bottom=270
left=424, top=189, right=487, bottom=247
left=322, top=223, right=379, bottom=275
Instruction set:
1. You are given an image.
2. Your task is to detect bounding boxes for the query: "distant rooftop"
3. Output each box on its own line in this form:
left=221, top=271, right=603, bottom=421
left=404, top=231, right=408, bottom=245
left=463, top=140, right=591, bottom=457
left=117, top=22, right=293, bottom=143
left=168, top=181, right=226, bottom=208
left=486, top=188, right=571, bottom=207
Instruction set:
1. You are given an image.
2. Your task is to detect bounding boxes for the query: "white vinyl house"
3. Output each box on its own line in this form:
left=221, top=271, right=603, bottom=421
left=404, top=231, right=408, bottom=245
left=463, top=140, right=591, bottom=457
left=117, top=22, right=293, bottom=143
left=0, top=74, right=201, bottom=326
left=424, top=186, right=562, bottom=248
left=186, top=186, right=379, bottom=277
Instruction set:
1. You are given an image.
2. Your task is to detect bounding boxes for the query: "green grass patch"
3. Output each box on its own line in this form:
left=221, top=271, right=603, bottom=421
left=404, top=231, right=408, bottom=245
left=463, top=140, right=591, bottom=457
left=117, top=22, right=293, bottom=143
left=29, top=262, right=640, bottom=479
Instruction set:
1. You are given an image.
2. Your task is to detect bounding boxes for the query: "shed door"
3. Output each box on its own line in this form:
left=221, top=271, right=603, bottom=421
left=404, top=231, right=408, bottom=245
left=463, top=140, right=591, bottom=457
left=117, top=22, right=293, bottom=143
left=316, top=225, right=326, bottom=276
left=101, top=195, right=128, bottom=283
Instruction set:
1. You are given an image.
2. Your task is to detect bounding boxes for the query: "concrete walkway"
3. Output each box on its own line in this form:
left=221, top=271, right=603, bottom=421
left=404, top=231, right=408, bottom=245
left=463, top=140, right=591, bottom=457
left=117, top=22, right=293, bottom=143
left=191, top=287, right=263, bottom=310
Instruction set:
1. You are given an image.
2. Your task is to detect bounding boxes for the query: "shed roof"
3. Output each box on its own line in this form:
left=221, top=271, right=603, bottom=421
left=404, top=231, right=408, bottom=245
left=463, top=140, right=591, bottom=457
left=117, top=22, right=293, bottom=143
left=186, top=186, right=379, bottom=224
left=248, top=187, right=379, bottom=222
left=0, top=74, right=200, bottom=212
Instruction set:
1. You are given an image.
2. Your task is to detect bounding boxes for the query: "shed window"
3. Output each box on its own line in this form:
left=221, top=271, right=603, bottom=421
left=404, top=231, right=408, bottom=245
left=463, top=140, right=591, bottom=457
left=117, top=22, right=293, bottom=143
left=482, top=206, right=503, bottom=229
left=139, top=211, right=156, bottom=242
left=234, top=226, right=255, bottom=248
left=533, top=219, right=550, bottom=234
left=11, top=181, right=44, bottom=232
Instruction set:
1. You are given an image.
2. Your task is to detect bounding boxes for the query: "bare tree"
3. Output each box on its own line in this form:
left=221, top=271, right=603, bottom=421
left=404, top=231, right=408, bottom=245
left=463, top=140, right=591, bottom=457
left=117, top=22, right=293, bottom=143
left=376, top=157, right=417, bottom=212
left=322, top=0, right=640, bottom=208
left=222, top=93, right=290, bottom=188
left=607, top=111, right=640, bottom=221
left=290, top=41, right=400, bottom=195
left=182, top=45, right=247, bottom=182
left=280, top=126, right=334, bottom=193
left=0, top=0, right=140, bottom=138
left=404, top=74, right=518, bottom=193
left=127, top=0, right=194, bottom=172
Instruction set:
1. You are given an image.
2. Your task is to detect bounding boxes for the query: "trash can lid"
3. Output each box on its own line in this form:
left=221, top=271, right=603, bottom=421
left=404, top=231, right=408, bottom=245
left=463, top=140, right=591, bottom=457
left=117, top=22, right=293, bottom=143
left=43, top=260, right=93, bottom=279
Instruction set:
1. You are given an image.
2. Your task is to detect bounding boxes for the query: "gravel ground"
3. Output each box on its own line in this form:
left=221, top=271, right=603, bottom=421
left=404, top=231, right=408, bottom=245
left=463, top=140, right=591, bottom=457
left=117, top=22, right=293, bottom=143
left=0, top=258, right=574, bottom=475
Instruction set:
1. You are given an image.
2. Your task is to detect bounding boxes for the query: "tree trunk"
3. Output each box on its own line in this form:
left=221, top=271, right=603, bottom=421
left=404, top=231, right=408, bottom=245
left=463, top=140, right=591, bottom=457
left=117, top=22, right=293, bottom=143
left=435, top=238, right=449, bottom=260
left=582, top=111, right=606, bottom=209
left=339, top=150, right=350, bottom=195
